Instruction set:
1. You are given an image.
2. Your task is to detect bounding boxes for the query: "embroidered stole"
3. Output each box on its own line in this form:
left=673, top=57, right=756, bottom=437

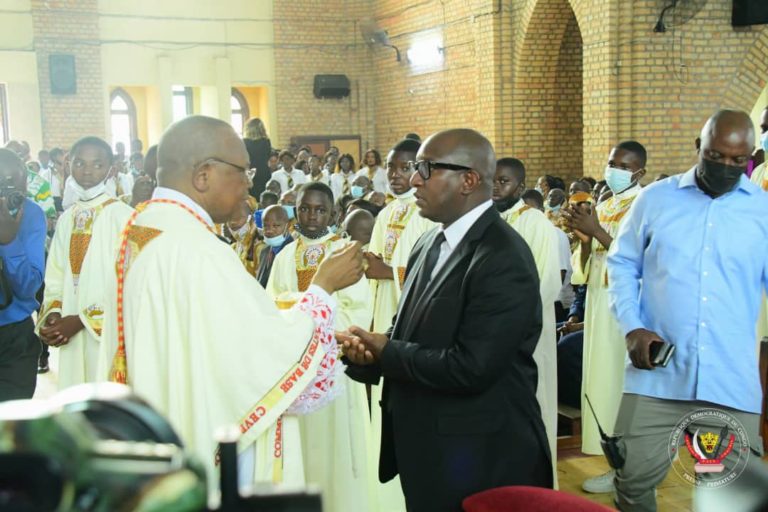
left=69, top=199, right=117, bottom=288
left=294, top=235, right=340, bottom=292
left=383, top=202, right=417, bottom=265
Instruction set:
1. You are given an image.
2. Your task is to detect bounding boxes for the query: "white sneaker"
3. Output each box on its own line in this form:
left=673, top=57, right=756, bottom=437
left=582, top=470, right=616, bottom=494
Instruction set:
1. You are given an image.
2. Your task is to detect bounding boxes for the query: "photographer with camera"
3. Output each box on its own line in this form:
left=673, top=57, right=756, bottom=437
left=0, top=148, right=46, bottom=401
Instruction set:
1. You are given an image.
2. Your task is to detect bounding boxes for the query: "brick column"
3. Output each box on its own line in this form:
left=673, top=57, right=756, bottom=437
left=31, top=0, right=105, bottom=149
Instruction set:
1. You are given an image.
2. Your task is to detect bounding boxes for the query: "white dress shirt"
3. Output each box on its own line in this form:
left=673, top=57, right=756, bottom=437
left=431, top=200, right=494, bottom=280
left=272, top=168, right=307, bottom=194
left=330, top=171, right=357, bottom=200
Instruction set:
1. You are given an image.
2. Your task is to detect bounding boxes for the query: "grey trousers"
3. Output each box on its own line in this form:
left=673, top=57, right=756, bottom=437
left=613, top=393, right=764, bottom=512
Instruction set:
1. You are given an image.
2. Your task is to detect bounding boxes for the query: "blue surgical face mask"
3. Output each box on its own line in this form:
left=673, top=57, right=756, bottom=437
left=265, top=233, right=287, bottom=248
left=328, top=224, right=338, bottom=234
left=282, top=204, right=295, bottom=220
left=545, top=204, right=561, bottom=214
left=761, top=132, right=768, bottom=153
left=350, top=185, right=365, bottom=199
left=604, top=165, right=634, bottom=194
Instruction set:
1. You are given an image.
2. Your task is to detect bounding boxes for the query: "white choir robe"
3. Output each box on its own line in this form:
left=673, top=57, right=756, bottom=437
left=367, top=190, right=436, bottom=511
left=98, top=200, right=342, bottom=499
left=501, top=200, right=560, bottom=487
left=266, top=232, right=377, bottom=512
left=750, top=164, right=768, bottom=343
left=571, top=185, right=640, bottom=455
left=38, top=194, right=133, bottom=389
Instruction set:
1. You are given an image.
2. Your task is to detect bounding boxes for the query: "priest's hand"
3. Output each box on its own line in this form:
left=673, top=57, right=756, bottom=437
left=40, top=314, right=85, bottom=347
left=337, top=330, right=376, bottom=365
left=313, top=241, right=364, bottom=294
left=625, top=328, right=662, bottom=370
left=364, top=252, right=394, bottom=280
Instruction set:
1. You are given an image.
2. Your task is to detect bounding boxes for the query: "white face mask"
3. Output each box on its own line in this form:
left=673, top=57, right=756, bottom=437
left=604, top=166, right=634, bottom=194
left=70, top=174, right=111, bottom=202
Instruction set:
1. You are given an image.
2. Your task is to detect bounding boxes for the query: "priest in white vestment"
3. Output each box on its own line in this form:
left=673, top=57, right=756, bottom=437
left=493, top=158, right=560, bottom=487
left=266, top=182, right=377, bottom=512
left=98, top=116, right=365, bottom=500
left=38, top=136, right=133, bottom=389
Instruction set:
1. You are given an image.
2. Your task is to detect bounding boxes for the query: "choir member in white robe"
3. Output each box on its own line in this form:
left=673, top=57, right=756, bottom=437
left=562, top=141, right=646, bottom=492
left=493, top=158, right=560, bottom=486
left=98, top=116, right=365, bottom=499
left=38, top=136, right=133, bottom=389
left=266, top=182, right=376, bottom=512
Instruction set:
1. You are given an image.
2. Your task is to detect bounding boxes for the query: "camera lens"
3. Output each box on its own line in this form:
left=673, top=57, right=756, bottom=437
left=8, top=191, right=24, bottom=212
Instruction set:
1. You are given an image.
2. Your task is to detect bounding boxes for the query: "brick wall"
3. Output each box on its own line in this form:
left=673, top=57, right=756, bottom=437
left=613, top=0, right=768, bottom=178
left=370, top=0, right=499, bottom=153
left=16, top=0, right=768, bottom=178
left=271, top=0, right=375, bottom=153
left=556, top=15, right=583, bottom=181
left=31, top=0, right=105, bottom=149
left=273, top=0, right=768, bottom=183
left=511, top=0, right=582, bottom=183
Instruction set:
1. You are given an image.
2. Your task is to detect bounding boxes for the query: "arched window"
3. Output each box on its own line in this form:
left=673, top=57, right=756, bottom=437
left=110, top=88, right=137, bottom=155
left=230, top=88, right=249, bottom=134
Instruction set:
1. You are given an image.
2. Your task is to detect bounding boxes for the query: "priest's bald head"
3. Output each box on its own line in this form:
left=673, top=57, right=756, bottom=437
left=411, top=128, right=496, bottom=225
left=157, top=115, right=251, bottom=223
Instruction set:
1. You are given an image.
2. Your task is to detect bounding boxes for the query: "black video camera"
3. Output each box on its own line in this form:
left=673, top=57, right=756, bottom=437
left=0, top=173, right=25, bottom=216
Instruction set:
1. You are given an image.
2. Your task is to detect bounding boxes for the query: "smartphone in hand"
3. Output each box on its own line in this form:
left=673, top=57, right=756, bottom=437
left=649, top=340, right=675, bottom=367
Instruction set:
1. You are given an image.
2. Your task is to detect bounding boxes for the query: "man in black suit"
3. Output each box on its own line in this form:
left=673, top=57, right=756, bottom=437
left=340, top=129, right=552, bottom=512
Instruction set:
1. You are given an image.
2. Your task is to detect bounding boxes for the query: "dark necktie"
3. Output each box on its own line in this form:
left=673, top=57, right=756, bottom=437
left=411, top=232, right=445, bottom=302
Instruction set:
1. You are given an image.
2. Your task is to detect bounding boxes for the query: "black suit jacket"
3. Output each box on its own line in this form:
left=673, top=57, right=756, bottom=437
left=346, top=206, right=552, bottom=512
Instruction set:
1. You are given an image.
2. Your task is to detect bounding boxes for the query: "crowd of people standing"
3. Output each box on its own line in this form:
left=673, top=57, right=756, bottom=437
left=0, top=107, right=766, bottom=511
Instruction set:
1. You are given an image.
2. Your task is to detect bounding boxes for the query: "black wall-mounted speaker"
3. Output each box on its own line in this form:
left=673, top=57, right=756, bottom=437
left=313, top=74, right=351, bottom=99
left=49, top=54, right=77, bottom=95
left=732, top=0, right=768, bottom=27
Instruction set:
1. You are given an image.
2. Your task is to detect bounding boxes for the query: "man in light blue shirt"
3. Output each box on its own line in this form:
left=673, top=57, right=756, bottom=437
left=607, top=110, right=768, bottom=511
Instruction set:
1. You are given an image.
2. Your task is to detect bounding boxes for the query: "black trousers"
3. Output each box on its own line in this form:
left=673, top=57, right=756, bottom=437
left=0, top=317, right=40, bottom=401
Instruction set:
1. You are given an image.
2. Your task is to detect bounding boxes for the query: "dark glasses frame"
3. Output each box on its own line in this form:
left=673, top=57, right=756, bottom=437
left=407, top=160, right=473, bottom=180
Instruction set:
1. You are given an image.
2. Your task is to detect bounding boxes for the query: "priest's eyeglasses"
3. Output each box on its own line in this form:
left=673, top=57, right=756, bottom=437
left=407, top=160, right=473, bottom=180
left=200, top=158, right=256, bottom=181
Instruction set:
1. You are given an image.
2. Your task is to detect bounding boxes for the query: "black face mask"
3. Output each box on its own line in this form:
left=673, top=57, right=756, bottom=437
left=696, top=159, right=744, bottom=196
left=493, top=195, right=519, bottom=213
left=295, top=224, right=329, bottom=240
